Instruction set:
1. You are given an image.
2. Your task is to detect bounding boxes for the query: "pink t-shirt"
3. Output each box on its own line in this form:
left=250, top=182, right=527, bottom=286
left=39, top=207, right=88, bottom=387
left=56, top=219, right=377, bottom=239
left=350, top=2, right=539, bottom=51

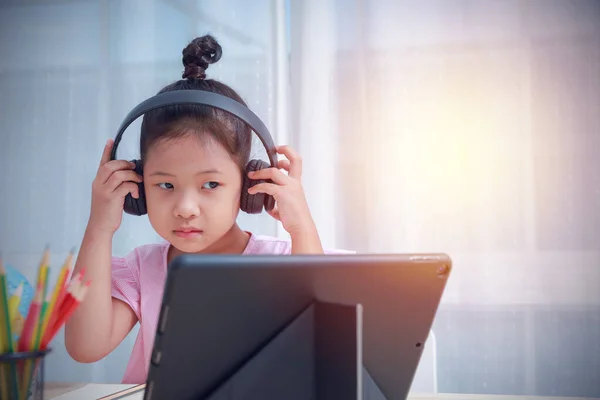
left=110, top=232, right=352, bottom=384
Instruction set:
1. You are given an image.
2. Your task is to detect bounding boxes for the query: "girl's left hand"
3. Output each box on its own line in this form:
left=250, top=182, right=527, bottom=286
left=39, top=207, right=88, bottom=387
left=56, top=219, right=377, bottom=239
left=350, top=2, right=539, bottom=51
left=247, top=145, right=317, bottom=237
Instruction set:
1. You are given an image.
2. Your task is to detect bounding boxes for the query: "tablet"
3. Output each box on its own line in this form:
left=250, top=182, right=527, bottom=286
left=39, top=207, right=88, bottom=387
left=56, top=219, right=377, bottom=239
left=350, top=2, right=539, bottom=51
left=145, top=253, right=451, bottom=400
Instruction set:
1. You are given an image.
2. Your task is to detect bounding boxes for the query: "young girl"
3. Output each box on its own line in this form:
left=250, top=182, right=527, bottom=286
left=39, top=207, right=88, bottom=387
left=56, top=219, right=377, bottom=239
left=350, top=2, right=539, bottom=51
left=64, top=35, right=349, bottom=384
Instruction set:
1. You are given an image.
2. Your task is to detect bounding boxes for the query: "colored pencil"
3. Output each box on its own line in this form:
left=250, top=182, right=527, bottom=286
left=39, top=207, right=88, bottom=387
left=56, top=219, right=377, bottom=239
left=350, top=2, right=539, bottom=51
left=8, top=283, right=23, bottom=332
left=33, top=293, right=51, bottom=351
left=40, top=249, right=74, bottom=344
left=20, top=249, right=51, bottom=400
left=20, top=260, right=50, bottom=400
left=44, top=280, right=90, bottom=348
left=0, top=254, right=10, bottom=400
left=30, top=267, right=49, bottom=352
left=0, top=255, right=20, bottom=400
left=0, top=258, right=12, bottom=352
left=41, top=261, right=79, bottom=349
left=34, top=246, right=50, bottom=290
left=17, top=285, right=42, bottom=353
left=11, top=313, right=25, bottom=341
left=40, top=269, right=86, bottom=349
left=0, top=246, right=90, bottom=400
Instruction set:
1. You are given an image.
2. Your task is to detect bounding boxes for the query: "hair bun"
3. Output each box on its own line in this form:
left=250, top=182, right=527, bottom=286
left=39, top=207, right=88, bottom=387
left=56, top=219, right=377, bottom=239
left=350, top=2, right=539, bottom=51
left=182, top=35, right=222, bottom=80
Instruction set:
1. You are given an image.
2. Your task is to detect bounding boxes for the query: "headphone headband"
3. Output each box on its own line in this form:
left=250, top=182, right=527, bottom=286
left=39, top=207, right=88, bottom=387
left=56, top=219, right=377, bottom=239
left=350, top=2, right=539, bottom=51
left=110, top=90, right=277, bottom=166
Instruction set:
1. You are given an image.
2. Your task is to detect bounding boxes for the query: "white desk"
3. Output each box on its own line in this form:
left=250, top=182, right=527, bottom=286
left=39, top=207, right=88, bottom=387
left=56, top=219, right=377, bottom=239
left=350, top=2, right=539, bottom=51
left=48, top=383, right=139, bottom=399
left=45, top=383, right=596, bottom=400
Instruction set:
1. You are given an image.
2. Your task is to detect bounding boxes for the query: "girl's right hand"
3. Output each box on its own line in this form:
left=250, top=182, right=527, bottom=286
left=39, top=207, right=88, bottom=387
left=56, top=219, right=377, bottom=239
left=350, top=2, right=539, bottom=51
left=87, top=139, right=143, bottom=234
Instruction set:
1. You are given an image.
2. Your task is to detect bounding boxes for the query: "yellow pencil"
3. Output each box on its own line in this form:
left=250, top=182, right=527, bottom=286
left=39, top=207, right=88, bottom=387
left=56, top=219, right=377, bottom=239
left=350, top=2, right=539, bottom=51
left=8, top=282, right=22, bottom=348
left=21, top=247, right=50, bottom=400
left=39, top=249, right=74, bottom=342
left=29, top=248, right=50, bottom=352
left=8, top=283, right=23, bottom=322
left=34, top=245, right=50, bottom=290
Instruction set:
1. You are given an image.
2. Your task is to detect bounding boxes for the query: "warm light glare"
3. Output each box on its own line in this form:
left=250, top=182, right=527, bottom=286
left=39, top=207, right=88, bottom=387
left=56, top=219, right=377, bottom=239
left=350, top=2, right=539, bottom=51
left=363, top=54, right=530, bottom=251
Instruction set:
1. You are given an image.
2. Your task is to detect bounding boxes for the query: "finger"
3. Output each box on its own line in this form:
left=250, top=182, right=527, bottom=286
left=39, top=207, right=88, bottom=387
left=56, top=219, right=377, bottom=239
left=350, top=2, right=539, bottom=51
left=98, top=139, right=114, bottom=169
left=248, top=182, right=280, bottom=197
left=266, top=205, right=281, bottom=221
left=276, top=145, right=302, bottom=179
left=248, top=167, right=289, bottom=185
left=114, top=182, right=140, bottom=200
left=98, top=160, right=137, bottom=185
left=277, top=159, right=291, bottom=173
left=106, top=170, right=143, bottom=192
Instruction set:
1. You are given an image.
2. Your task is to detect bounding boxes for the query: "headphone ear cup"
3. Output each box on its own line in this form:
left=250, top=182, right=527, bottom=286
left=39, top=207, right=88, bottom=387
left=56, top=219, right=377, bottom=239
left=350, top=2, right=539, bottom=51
left=123, top=159, right=147, bottom=216
left=240, top=159, right=275, bottom=214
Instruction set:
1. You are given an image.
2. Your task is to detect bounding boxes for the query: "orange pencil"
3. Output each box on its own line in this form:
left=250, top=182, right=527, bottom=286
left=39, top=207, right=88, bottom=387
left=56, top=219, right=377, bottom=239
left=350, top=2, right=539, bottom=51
left=40, top=250, right=76, bottom=345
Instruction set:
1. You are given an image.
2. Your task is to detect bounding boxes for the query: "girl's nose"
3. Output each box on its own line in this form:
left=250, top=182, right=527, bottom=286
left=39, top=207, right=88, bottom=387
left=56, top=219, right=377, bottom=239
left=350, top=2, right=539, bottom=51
left=173, top=190, right=200, bottom=219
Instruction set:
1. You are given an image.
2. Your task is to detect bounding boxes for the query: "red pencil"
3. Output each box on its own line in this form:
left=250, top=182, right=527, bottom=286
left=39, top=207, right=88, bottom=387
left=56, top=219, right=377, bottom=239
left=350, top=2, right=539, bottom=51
left=57, top=267, right=84, bottom=309
left=43, top=257, right=78, bottom=337
left=41, top=280, right=90, bottom=349
left=54, top=272, right=84, bottom=316
left=17, top=284, right=43, bottom=352
left=40, top=276, right=79, bottom=350
left=43, top=268, right=83, bottom=342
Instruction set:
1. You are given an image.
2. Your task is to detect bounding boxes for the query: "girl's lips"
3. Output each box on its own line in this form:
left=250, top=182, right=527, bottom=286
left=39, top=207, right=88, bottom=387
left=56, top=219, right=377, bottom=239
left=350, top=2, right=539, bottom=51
left=173, top=228, right=203, bottom=238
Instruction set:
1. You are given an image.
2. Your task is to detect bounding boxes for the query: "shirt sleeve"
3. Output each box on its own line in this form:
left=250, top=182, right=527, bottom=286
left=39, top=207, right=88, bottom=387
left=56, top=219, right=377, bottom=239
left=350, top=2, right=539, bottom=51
left=111, top=251, right=141, bottom=321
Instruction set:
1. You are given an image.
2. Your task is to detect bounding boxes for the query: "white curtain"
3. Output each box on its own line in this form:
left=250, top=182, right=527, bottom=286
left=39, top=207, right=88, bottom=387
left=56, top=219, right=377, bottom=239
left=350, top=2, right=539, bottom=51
left=1, top=0, right=599, bottom=397
left=289, top=0, right=600, bottom=397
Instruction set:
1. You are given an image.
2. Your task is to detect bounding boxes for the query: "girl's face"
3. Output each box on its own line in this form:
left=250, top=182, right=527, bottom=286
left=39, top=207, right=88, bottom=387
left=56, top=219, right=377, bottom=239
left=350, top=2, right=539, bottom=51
left=143, top=133, right=243, bottom=253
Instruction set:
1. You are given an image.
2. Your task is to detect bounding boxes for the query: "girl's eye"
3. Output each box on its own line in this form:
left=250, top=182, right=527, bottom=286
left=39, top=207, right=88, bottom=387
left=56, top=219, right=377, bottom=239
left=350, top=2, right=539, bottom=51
left=158, top=183, right=174, bottom=190
left=202, top=181, right=219, bottom=190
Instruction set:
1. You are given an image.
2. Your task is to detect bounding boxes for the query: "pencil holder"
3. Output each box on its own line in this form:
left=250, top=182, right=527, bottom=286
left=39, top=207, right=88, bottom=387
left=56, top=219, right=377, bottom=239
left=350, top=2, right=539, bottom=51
left=0, top=349, right=50, bottom=400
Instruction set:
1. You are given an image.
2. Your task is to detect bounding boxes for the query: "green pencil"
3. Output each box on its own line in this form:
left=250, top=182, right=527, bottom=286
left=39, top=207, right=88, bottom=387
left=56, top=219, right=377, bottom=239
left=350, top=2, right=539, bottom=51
left=0, top=256, right=20, bottom=400
left=0, top=257, right=12, bottom=352
left=0, top=275, right=12, bottom=348
left=33, top=294, right=51, bottom=351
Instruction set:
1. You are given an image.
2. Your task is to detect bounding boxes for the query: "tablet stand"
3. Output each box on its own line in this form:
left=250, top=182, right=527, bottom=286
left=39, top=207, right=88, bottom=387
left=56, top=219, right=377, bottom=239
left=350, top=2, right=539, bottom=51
left=205, top=301, right=387, bottom=400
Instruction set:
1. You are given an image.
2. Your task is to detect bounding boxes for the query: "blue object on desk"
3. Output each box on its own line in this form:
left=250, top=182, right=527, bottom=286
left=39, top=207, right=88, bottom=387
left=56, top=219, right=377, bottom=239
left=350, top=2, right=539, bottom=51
left=5, top=263, right=35, bottom=319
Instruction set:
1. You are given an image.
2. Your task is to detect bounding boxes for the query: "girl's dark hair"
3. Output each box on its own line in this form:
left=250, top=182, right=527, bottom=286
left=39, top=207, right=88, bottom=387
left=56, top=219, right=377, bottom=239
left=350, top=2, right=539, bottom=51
left=140, top=34, right=251, bottom=171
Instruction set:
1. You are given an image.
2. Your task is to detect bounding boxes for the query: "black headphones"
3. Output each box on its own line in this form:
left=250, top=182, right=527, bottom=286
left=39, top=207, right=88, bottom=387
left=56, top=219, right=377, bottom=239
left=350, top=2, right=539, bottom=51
left=110, top=89, right=277, bottom=216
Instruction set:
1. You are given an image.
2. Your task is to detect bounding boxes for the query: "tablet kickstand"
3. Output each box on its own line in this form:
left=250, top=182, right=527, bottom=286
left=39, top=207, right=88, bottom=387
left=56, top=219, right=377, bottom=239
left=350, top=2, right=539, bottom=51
left=204, top=301, right=387, bottom=400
